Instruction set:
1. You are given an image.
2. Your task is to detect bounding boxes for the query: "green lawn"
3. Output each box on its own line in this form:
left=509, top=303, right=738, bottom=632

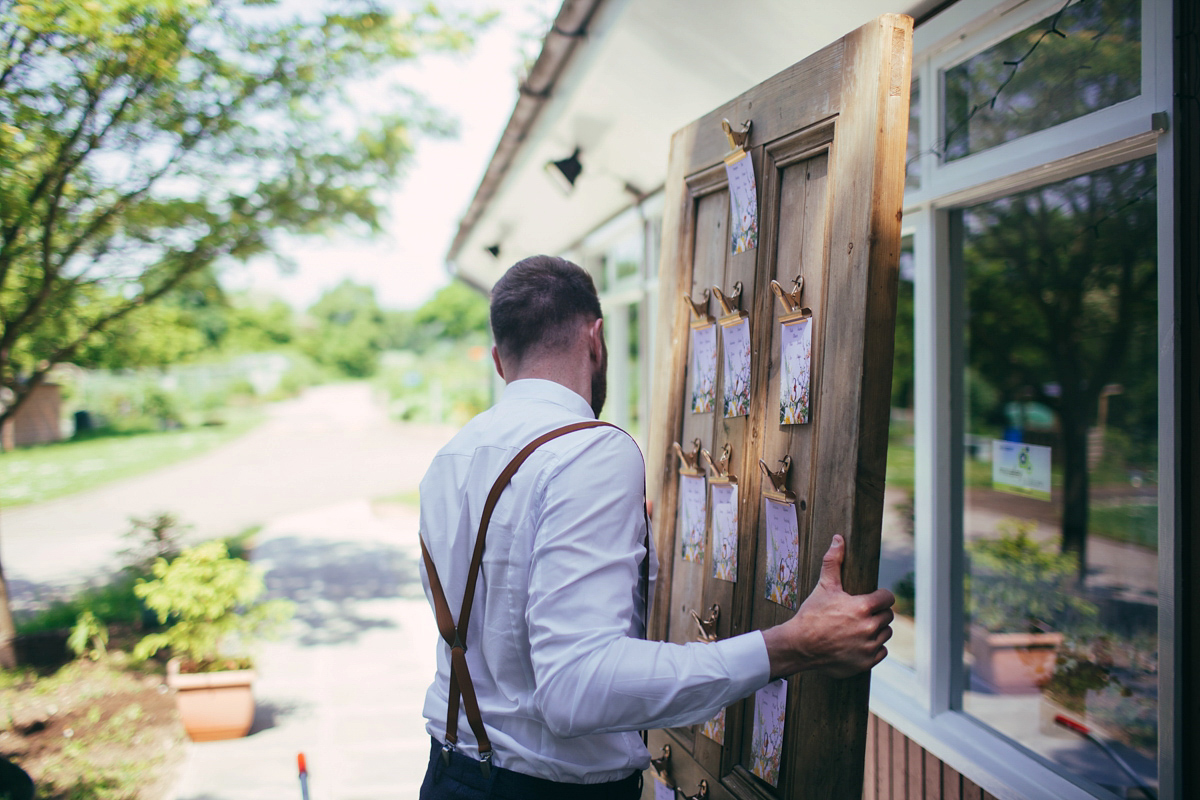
left=0, top=413, right=262, bottom=508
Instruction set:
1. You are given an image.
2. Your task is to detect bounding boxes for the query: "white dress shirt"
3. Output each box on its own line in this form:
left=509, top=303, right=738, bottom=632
left=419, top=379, right=771, bottom=784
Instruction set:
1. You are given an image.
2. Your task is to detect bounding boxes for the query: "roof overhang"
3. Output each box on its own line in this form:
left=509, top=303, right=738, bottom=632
left=446, top=0, right=943, bottom=291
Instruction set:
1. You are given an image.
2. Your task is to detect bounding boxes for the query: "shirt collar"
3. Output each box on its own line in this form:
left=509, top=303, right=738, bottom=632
left=500, top=379, right=595, bottom=419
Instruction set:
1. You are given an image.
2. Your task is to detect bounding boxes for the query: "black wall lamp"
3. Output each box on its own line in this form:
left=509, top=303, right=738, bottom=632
left=485, top=243, right=501, bottom=258
left=545, top=147, right=583, bottom=194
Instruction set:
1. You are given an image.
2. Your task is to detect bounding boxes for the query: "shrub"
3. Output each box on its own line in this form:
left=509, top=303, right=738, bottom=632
left=133, top=541, right=292, bottom=671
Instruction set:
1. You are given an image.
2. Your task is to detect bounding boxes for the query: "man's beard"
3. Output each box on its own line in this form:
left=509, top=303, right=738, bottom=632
left=590, top=338, right=608, bottom=418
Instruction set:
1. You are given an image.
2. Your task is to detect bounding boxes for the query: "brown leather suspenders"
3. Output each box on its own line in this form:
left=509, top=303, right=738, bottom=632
left=419, top=420, right=621, bottom=777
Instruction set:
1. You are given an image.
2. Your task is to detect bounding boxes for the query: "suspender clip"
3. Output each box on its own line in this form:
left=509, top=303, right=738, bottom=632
left=479, top=749, right=493, bottom=779
left=440, top=740, right=455, bottom=766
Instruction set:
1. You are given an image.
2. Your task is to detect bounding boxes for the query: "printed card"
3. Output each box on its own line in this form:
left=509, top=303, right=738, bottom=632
left=779, top=317, right=813, bottom=425
left=764, top=498, right=800, bottom=609
left=721, top=318, right=751, bottom=418
left=992, top=440, right=1052, bottom=501
left=700, top=706, right=726, bottom=745
left=678, top=474, right=708, bottom=563
left=690, top=324, right=717, bottom=414
left=710, top=483, right=738, bottom=582
left=749, top=679, right=787, bottom=786
left=654, top=779, right=675, bottom=800
left=725, top=152, right=759, bottom=254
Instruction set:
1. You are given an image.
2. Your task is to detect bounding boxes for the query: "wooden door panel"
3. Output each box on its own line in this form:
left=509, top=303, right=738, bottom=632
left=645, top=15, right=911, bottom=800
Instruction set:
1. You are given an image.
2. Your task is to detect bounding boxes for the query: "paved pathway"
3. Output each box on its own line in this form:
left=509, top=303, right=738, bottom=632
left=168, top=499, right=439, bottom=800
left=2, top=383, right=456, bottom=798
left=1, top=383, right=455, bottom=604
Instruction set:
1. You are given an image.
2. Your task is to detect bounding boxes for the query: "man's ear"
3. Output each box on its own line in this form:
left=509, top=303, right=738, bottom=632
left=588, top=317, right=605, bottom=360
left=491, top=345, right=505, bottom=379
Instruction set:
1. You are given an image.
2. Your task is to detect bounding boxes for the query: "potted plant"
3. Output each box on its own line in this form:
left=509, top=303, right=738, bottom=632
left=133, top=541, right=292, bottom=741
left=967, top=518, right=1097, bottom=693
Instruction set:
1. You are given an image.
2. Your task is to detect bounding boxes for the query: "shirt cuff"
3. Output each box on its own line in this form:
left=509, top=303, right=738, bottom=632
left=712, top=630, right=772, bottom=698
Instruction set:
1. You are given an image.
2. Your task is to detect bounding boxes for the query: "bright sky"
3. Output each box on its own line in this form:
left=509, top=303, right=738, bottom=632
left=222, top=1, right=560, bottom=312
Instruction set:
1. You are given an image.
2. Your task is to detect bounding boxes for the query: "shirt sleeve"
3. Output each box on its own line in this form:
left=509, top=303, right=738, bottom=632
left=525, top=428, right=771, bottom=739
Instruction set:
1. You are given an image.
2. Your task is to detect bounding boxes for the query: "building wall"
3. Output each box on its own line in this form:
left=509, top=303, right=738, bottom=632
left=865, top=714, right=1000, bottom=800
left=1, top=384, right=62, bottom=450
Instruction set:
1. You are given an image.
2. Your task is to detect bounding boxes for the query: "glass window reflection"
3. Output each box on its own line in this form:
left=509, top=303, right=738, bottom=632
left=958, top=157, right=1158, bottom=797
left=942, top=0, right=1141, bottom=161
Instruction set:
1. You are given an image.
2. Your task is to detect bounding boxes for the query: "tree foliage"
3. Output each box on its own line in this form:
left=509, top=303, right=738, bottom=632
left=0, top=0, right=486, bottom=425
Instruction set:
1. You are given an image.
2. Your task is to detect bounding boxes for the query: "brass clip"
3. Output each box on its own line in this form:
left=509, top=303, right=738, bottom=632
left=701, top=443, right=736, bottom=485
left=759, top=455, right=796, bottom=503
left=713, top=282, right=747, bottom=327
left=682, top=288, right=714, bottom=329
left=673, top=439, right=704, bottom=476
left=650, top=744, right=672, bottom=784
left=679, top=779, right=709, bottom=799
left=771, top=276, right=812, bottom=324
left=722, top=119, right=752, bottom=153
left=689, top=603, right=720, bottom=643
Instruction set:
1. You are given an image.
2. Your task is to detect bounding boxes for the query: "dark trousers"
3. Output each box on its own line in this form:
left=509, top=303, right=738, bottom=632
left=419, top=738, right=642, bottom=800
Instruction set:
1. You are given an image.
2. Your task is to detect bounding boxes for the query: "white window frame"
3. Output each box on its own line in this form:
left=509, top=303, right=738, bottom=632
left=869, top=0, right=1177, bottom=797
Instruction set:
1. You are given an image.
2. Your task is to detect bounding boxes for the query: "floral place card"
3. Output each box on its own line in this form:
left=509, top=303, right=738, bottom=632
left=678, top=473, right=708, bottom=563
left=721, top=317, right=751, bottom=418
left=691, top=323, right=717, bottom=414
left=749, top=679, right=787, bottom=785
left=764, top=497, right=799, bottom=609
left=710, top=483, right=738, bottom=582
left=700, top=706, right=726, bottom=745
left=725, top=150, right=759, bottom=254
left=779, top=316, right=813, bottom=425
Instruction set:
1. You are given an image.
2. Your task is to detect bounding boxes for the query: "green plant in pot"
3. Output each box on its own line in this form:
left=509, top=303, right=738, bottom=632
left=134, top=541, right=292, bottom=740
left=966, top=518, right=1097, bottom=693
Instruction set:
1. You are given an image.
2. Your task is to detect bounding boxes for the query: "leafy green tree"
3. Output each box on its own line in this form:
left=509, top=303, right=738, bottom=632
left=301, top=279, right=386, bottom=377
left=0, top=0, right=487, bottom=665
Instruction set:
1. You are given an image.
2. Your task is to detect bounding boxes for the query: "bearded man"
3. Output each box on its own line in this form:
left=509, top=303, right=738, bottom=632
left=418, top=255, right=894, bottom=799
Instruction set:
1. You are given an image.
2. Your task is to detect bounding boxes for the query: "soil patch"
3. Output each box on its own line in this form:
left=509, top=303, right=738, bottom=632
left=0, top=658, right=185, bottom=799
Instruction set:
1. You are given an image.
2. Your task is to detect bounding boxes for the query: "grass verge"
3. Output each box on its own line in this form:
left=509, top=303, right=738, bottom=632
left=0, top=411, right=263, bottom=508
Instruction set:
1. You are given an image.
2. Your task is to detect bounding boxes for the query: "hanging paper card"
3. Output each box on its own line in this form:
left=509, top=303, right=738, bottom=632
left=654, top=780, right=675, bottom=800
left=711, top=483, right=738, bottom=582
left=678, top=474, right=708, bottom=562
left=721, top=317, right=751, bottom=418
left=764, top=498, right=800, bottom=609
left=691, top=323, right=717, bottom=414
left=725, top=150, right=759, bottom=254
left=780, top=316, right=813, bottom=424
left=749, top=679, right=787, bottom=786
left=700, top=707, right=726, bottom=745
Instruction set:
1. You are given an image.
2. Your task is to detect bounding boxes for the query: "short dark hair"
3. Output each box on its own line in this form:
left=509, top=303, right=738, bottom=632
left=490, top=255, right=602, bottom=366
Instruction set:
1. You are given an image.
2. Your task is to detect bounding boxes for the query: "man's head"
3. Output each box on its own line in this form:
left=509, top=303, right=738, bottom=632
left=490, top=255, right=607, bottom=416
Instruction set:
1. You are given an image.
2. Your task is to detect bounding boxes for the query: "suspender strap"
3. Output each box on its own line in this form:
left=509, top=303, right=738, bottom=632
left=420, top=420, right=617, bottom=774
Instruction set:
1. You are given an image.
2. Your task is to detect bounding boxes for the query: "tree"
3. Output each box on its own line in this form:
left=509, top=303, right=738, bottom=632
left=963, top=156, right=1157, bottom=580
left=0, top=0, right=488, bottom=665
left=301, top=279, right=386, bottom=377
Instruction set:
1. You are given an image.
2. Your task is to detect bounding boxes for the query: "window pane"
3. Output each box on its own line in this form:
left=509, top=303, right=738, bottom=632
left=942, top=0, right=1141, bottom=161
left=958, top=157, right=1158, bottom=796
left=881, top=235, right=916, bottom=669
left=906, top=77, right=921, bottom=191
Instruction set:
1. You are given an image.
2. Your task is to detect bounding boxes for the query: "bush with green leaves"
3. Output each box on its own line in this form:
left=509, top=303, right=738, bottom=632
left=967, top=518, right=1098, bottom=633
left=133, top=541, right=292, bottom=671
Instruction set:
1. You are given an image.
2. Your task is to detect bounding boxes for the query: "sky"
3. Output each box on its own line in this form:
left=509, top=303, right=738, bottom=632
left=222, top=1, right=560, bottom=312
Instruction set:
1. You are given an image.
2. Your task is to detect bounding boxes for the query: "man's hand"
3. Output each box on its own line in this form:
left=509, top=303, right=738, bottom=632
left=761, top=534, right=895, bottom=680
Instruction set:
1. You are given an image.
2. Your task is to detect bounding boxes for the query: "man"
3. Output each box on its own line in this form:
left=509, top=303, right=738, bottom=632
left=418, top=255, right=894, bottom=799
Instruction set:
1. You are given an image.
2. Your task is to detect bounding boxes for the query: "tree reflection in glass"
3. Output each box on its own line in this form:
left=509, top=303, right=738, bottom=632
left=943, top=0, right=1141, bottom=161
left=958, top=156, right=1158, bottom=795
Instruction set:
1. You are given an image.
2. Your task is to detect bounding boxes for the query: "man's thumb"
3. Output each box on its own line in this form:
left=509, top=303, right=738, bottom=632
left=820, top=534, right=845, bottom=591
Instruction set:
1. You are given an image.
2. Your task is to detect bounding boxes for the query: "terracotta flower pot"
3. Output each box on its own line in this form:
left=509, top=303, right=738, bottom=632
left=166, top=657, right=257, bottom=741
left=969, top=625, right=1063, bottom=694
